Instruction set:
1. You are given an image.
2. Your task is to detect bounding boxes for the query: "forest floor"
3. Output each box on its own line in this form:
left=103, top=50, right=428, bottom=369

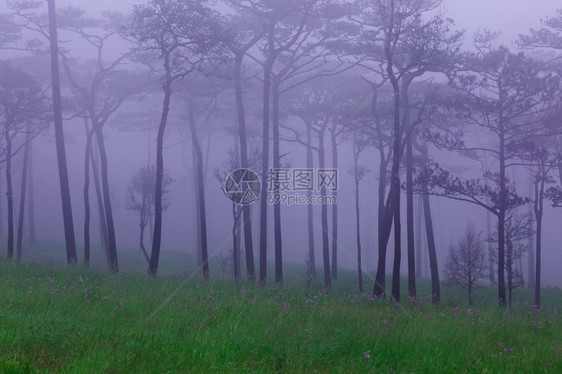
left=0, top=244, right=560, bottom=373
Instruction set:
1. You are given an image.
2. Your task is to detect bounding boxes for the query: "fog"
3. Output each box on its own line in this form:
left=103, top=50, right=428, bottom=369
left=0, top=0, right=561, bottom=292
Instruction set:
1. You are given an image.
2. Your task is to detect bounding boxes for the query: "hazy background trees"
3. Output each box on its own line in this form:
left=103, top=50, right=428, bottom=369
left=0, top=0, right=561, bottom=308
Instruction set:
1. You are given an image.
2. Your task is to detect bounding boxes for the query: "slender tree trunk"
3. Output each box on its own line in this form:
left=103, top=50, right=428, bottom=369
left=189, top=101, right=209, bottom=278
left=318, top=127, right=331, bottom=290
left=527, top=174, right=535, bottom=289
left=16, top=127, right=32, bottom=261
left=330, top=130, right=339, bottom=280
left=90, top=141, right=109, bottom=265
left=534, top=169, right=545, bottom=309
left=139, top=218, right=150, bottom=264
left=306, top=123, right=316, bottom=282
left=259, top=31, right=274, bottom=285
left=486, top=211, right=495, bottom=284
left=27, top=140, right=35, bottom=244
left=83, top=119, right=94, bottom=268
left=148, top=65, right=172, bottom=276
left=391, top=190, right=401, bottom=302
left=232, top=142, right=242, bottom=282
left=422, top=184, right=440, bottom=303
left=389, top=80, right=402, bottom=302
left=415, top=195, right=423, bottom=278
left=192, top=145, right=202, bottom=270
left=403, top=78, right=415, bottom=299
left=233, top=54, right=255, bottom=281
left=497, top=120, right=507, bottom=306
left=354, top=155, right=363, bottom=293
left=372, top=87, right=392, bottom=298
left=418, top=143, right=440, bottom=303
left=272, top=80, right=283, bottom=284
left=5, top=132, right=14, bottom=259
left=48, top=0, right=77, bottom=265
left=93, top=116, right=118, bottom=272
left=232, top=204, right=242, bottom=281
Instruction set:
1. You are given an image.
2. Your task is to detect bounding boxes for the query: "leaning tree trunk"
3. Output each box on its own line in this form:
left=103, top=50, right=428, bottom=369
left=233, top=54, right=256, bottom=281
left=47, top=0, right=77, bottom=265
left=330, top=130, right=339, bottom=280
left=5, top=132, right=14, bottom=259
left=272, top=80, right=283, bottom=284
left=418, top=143, right=440, bottom=303
left=16, top=126, right=32, bottom=261
left=189, top=101, right=209, bottom=278
left=148, top=64, right=172, bottom=276
left=139, top=212, right=150, bottom=264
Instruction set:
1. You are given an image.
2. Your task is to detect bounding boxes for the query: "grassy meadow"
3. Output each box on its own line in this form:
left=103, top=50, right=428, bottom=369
left=0, top=243, right=560, bottom=373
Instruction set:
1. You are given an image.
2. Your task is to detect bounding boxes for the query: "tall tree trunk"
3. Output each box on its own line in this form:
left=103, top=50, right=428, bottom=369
left=83, top=119, right=94, bottom=268
left=403, top=78, right=416, bottom=299
left=189, top=101, right=209, bottom=278
left=259, top=31, right=274, bottom=285
left=139, top=217, right=150, bottom=264
left=415, top=195, right=423, bottom=278
left=497, top=119, right=507, bottom=306
left=192, top=145, right=202, bottom=270
left=47, top=0, right=77, bottom=265
left=306, top=122, right=316, bottom=283
left=5, top=132, right=14, bottom=259
left=233, top=54, right=255, bottom=280
left=389, top=79, right=402, bottom=302
left=534, top=167, right=545, bottom=309
left=232, top=204, right=242, bottom=281
left=232, top=141, right=242, bottom=281
left=330, top=129, right=339, bottom=280
left=354, top=155, right=363, bottom=293
left=90, top=141, right=110, bottom=265
left=486, top=211, right=495, bottom=284
left=272, top=80, right=283, bottom=284
left=16, top=126, right=32, bottom=261
left=148, top=64, right=172, bottom=276
left=527, top=174, right=535, bottom=289
left=27, top=140, right=35, bottom=244
left=318, top=127, right=331, bottom=290
left=372, top=86, right=392, bottom=298
left=418, top=143, right=440, bottom=303
left=93, top=116, right=118, bottom=272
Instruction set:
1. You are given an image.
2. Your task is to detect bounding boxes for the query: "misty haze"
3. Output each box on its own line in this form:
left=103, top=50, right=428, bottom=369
left=0, top=0, right=560, bottom=372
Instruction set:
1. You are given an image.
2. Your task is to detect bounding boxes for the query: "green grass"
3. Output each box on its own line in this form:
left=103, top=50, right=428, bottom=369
left=0, top=243, right=560, bottom=373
